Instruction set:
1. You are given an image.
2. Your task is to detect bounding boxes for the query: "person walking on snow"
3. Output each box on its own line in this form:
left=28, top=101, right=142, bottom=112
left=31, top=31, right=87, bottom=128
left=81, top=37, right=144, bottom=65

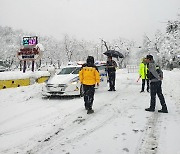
left=139, top=57, right=149, bottom=92
left=106, top=56, right=117, bottom=91
left=145, top=55, right=168, bottom=113
left=79, top=56, right=100, bottom=114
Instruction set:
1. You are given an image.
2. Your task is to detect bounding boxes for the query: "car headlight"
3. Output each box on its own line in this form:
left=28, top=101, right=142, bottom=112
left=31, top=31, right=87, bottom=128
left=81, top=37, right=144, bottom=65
left=70, top=77, right=79, bottom=85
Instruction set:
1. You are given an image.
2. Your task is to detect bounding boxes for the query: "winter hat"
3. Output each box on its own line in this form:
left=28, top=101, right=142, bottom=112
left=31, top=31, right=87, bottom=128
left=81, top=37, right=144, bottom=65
left=146, top=55, right=153, bottom=60
left=87, top=56, right=94, bottom=64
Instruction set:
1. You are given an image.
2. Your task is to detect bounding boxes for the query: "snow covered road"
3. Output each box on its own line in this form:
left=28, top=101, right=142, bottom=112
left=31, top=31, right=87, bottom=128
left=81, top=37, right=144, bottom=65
left=0, top=69, right=180, bottom=154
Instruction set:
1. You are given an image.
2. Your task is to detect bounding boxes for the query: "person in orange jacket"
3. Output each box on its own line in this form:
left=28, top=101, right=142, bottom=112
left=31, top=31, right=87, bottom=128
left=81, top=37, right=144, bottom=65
left=79, top=56, right=100, bottom=114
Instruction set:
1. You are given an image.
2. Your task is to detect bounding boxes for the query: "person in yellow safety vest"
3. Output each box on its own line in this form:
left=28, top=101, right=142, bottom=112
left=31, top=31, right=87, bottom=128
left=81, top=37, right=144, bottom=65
left=79, top=56, right=100, bottom=114
left=139, top=57, right=149, bottom=92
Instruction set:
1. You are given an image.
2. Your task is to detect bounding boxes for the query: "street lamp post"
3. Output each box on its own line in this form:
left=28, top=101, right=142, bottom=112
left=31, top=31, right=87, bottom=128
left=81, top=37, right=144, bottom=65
left=94, top=46, right=99, bottom=61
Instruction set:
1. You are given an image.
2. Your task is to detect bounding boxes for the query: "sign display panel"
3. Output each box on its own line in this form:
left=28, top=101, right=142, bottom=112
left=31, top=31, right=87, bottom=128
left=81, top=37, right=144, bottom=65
left=23, top=36, right=38, bottom=46
left=17, top=36, right=42, bottom=61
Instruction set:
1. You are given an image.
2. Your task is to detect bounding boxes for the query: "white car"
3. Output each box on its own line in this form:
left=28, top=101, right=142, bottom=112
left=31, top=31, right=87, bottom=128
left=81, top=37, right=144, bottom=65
left=42, top=65, right=107, bottom=97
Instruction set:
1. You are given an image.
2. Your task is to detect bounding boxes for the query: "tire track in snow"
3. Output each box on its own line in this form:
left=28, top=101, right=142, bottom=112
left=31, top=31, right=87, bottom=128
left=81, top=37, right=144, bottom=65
left=135, top=111, right=163, bottom=154
left=1, top=71, right=145, bottom=154
left=0, top=95, right=82, bottom=137
left=26, top=81, right=142, bottom=154
left=117, top=73, right=163, bottom=154
left=24, top=95, right=122, bottom=153
left=0, top=101, right=65, bottom=136
left=135, top=70, right=180, bottom=154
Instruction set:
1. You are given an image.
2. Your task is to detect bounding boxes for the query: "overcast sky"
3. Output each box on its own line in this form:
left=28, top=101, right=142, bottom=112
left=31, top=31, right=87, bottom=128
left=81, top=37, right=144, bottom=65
left=0, top=0, right=180, bottom=44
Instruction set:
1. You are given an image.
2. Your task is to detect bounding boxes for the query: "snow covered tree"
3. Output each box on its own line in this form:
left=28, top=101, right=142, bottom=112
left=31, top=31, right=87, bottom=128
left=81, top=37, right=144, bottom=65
left=159, top=17, right=180, bottom=69
left=62, top=35, right=78, bottom=62
left=140, top=14, right=180, bottom=69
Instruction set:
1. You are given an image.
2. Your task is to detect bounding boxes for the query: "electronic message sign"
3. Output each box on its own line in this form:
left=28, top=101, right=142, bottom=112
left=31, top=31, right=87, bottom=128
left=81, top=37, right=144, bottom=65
left=18, top=36, right=41, bottom=61
left=23, top=36, right=38, bottom=46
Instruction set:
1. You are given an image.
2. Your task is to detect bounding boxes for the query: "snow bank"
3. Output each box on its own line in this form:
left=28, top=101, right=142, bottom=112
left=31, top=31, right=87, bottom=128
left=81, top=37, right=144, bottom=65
left=0, top=71, right=50, bottom=80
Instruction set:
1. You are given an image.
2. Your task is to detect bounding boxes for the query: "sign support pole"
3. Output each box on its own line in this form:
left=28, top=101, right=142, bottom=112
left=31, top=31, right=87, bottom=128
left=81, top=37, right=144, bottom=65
left=32, top=60, right=35, bottom=72
left=23, top=61, right=26, bottom=73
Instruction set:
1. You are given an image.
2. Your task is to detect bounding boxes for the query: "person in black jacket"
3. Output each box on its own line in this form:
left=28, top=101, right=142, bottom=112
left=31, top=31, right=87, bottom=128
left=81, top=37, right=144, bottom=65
left=106, top=56, right=117, bottom=91
left=145, top=55, right=168, bottom=113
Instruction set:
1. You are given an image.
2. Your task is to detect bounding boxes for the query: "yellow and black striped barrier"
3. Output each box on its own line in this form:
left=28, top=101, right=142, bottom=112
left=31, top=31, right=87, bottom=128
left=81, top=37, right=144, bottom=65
left=0, top=79, right=30, bottom=89
left=0, top=71, right=50, bottom=90
left=36, top=76, right=49, bottom=83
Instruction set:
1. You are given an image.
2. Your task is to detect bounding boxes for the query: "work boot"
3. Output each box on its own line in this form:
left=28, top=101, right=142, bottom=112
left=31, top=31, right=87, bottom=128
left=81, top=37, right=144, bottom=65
left=108, top=89, right=112, bottom=91
left=145, top=107, right=155, bottom=112
left=87, top=109, right=94, bottom=114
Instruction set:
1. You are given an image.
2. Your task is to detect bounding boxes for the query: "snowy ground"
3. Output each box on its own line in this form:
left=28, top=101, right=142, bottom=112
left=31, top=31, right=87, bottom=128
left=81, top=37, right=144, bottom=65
left=0, top=69, right=180, bottom=154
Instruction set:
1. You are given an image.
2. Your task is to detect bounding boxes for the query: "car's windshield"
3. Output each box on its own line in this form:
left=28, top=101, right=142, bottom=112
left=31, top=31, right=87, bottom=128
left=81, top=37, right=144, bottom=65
left=72, top=67, right=81, bottom=74
left=58, top=67, right=81, bottom=75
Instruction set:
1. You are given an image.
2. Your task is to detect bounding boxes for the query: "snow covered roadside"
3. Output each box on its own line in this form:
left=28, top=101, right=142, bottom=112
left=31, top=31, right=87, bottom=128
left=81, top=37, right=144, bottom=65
left=0, top=71, right=50, bottom=80
left=0, top=69, right=180, bottom=154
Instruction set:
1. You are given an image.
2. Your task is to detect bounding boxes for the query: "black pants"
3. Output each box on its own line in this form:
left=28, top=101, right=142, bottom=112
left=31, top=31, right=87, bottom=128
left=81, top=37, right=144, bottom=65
left=150, top=81, right=167, bottom=109
left=141, top=79, right=149, bottom=91
left=108, top=72, right=116, bottom=90
left=83, top=85, right=95, bottom=110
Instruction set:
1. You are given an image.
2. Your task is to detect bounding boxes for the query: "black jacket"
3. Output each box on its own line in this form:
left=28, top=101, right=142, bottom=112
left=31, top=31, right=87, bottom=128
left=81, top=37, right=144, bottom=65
left=106, top=60, right=117, bottom=73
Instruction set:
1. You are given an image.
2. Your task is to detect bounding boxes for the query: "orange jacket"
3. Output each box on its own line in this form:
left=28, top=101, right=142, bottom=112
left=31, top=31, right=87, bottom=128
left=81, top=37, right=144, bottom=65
left=79, top=66, right=100, bottom=85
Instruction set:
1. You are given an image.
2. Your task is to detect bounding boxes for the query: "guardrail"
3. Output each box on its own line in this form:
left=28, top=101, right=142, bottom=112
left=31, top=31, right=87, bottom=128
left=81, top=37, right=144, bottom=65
left=0, top=70, right=50, bottom=90
left=126, top=65, right=138, bottom=73
left=0, top=76, right=49, bottom=90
